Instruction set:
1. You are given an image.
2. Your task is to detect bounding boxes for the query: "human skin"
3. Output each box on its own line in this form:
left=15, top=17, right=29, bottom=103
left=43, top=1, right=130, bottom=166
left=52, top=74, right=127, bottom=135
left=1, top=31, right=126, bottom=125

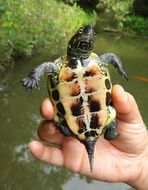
left=28, top=85, right=148, bottom=190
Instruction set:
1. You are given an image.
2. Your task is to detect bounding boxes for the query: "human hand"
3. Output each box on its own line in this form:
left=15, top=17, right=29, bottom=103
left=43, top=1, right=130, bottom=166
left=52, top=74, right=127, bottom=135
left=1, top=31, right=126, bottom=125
left=28, top=84, right=148, bottom=190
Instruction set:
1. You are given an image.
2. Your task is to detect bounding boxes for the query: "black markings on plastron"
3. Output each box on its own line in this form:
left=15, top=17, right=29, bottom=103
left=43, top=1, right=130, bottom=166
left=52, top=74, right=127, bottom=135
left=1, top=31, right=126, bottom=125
left=52, top=90, right=59, bottom=101
left=90, top=114, right=100, bottom=129
left=83, top=67, right=98, bottom=77
left=83, top=70, right=94, bottom=77
left=90, top=130, right=96, bottom=137
left=66, top=72, right=77, bottom=82
left=77, top=117, right=87, bottom=134
left=88, top=95, right=101, bottom=112
left=84, top=131, right=90, bottom=138
left=56, top=102, right=66, bottom=116
left=71, top=97, right=84, bottom=116
left=106, top=91, right=111, bottom=105
left=105, top=78, right=111, bottom=90
left=84, top=130, right=96, bottom=138
left=67, top=59, right=78, bottom=69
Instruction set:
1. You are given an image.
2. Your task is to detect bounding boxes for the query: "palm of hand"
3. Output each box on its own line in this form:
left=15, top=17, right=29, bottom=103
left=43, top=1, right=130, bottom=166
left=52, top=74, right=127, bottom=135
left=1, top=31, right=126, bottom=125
left=47, top=121, right=146, bottom=183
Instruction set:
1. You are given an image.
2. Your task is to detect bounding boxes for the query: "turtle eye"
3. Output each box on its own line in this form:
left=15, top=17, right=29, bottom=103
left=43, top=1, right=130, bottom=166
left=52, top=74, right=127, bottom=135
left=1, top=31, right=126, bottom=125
left=78, top=28, right=83, bottom=34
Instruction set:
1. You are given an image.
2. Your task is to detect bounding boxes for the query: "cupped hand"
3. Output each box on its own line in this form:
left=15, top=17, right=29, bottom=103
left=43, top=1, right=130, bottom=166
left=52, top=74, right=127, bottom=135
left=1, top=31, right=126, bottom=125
left=28, top=84, right=148, bottom=187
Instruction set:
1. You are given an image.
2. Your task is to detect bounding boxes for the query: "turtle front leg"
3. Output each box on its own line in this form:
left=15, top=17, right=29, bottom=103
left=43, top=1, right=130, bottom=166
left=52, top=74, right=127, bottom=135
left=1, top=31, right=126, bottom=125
left=100, top=53, right=128, bottom=80
left=20, top=62, right=59, bottom=89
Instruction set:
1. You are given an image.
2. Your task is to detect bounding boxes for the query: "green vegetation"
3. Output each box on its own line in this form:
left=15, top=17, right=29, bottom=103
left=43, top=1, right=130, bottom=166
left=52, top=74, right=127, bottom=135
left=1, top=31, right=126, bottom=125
left=96, top=0, right=134, bottom=29
left=123, top=15, right=148, bottom=36
left=96, top=0, right=148, bottom=37
left=0, top=0, right=95, bottom=66
left=59, top=0, right=148, bottom=37
left=0, top=0, right=148, bottom=69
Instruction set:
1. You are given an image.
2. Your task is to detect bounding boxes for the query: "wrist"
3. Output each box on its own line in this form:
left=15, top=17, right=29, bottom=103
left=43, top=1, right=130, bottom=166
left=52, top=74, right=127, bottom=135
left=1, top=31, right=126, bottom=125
left=128, top=146, right=148, bottom=190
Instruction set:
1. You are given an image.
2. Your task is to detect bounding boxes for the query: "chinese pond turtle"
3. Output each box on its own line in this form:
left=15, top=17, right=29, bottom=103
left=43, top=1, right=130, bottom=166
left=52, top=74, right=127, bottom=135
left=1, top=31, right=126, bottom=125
left=21, top=25, right=128, bottom=172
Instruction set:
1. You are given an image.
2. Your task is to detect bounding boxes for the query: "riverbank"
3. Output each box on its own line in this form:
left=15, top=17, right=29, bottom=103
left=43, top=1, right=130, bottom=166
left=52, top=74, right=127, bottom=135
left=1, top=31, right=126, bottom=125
left=0, top=0, right=96, bottom=71
left=95, top=0, right=148, bottom=38
left=96, top=25, right=148, bottom=40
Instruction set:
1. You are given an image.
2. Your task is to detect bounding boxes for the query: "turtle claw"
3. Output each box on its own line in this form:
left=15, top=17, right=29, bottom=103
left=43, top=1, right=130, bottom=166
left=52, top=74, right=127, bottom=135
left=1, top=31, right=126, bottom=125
left=100, top=53, right=128, bottom=81
left=20, top=77, right=39, bottom=89
left=118, top=66, right=128, bottom=81
left=123, top=71, right=128, bottom=81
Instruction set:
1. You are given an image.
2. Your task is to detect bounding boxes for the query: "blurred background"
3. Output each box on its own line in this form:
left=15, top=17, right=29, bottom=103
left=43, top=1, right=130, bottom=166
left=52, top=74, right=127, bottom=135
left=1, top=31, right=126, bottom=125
left=0, top=0, right=148, bottom=189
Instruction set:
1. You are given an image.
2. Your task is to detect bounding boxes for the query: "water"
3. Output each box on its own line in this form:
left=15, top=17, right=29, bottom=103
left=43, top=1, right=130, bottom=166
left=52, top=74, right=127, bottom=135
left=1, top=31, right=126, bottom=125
left=0, top=33, right=148, bottom=190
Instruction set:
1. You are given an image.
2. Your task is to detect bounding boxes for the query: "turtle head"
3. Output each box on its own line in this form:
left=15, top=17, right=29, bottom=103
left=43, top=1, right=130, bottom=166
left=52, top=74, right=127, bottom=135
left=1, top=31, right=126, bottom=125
left=67, top=25, right=95, bottom=59
left=83, top=137, right=96, bottom=172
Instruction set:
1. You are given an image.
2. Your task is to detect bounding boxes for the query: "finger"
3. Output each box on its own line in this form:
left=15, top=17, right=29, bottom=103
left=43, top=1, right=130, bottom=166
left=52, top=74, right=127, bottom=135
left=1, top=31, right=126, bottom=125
left=40, top=98, right=54, bottom=120
left=28, top=139, right=86, bottom=174
left=28, top=141, right=64, bottom=166
left=37, top=120, right=64, bottom=145
left=112, top=85, right=142, bottom=124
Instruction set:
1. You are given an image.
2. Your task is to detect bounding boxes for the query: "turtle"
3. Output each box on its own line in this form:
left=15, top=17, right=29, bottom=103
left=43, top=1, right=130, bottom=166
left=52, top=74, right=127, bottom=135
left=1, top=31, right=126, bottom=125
left=20, top=25, right=128, bottom=172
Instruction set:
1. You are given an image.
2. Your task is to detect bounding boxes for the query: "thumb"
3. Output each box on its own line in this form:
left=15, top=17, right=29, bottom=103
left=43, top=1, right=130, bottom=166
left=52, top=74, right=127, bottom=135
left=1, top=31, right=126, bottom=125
left=112, top=85, right=143, bottom=124
left=111, top=85, right=147, bottom=154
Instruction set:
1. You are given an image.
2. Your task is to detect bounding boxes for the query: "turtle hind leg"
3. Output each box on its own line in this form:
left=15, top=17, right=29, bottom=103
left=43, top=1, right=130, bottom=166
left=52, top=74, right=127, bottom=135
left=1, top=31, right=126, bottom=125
left=104, top=120, right=119, bottom=140
left=55, top=119, right=72, bottom=137
left=100, top=53, right=128, bottom=81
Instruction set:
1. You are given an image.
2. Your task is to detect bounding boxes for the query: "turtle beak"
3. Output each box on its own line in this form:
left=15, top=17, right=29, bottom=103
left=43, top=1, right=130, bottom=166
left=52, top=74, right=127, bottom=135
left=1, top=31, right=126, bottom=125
left=83, top=138, right=96, bottom=172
